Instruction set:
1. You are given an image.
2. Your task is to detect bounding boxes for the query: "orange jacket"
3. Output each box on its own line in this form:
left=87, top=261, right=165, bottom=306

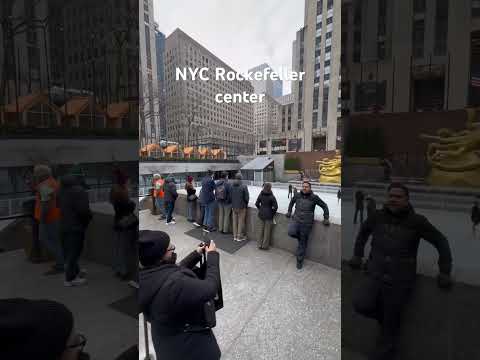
left=153, top=178, right=165, bottom=198
left=34, top=177, right=61, bottom=223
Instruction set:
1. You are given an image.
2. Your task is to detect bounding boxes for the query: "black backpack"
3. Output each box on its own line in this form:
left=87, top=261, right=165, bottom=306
left=215, top=183, right=226, bottom=200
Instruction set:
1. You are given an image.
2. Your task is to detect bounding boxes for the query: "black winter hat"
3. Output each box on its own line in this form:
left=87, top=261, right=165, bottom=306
left=139, top=230, right=171, bottom=266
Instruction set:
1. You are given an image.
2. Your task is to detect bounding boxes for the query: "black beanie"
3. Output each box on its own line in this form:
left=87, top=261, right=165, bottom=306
left=139, top=230, right=171, bottom=266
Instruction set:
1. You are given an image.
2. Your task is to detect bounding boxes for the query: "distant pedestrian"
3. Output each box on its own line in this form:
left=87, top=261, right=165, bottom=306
left=185, top=176, right=197, bottom=223
left=288, top=184, right=293, bottom=199
left=58, top=167, right=92, bottom=287
left=471, top=198, right=480, bottom=239
left=255, top=183, right=278, bottom=250
left=200, top=170, right=217, bottom=232
left=163, top=176, right=178, bottom=225
left=286, top=181, right=330, bottom=269
left=216, top=172, right=232, bottom=234
left=231, top=173, right=249, bottom=242
left=293, top=187, right=298, bottom=197
left=354, top=190, right=365, bottom=224
left=110, top=169, right=138, bottom=281
left=337, top=189, right=342, bottom=204
left=366, top=195, right=377, bottom=219
left=153, top=174, right=166, bottom=220
left=33, top=164, right=64, bottom=275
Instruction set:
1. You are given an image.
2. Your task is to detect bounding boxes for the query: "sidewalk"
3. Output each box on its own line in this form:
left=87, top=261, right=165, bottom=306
left=139, top=210, right=341, bottom=360
left=0, top=246, right=137, bottom=359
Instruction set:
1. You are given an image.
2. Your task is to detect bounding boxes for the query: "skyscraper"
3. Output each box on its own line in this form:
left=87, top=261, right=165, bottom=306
left=293, top=0, right=341, bottom=151
left=139, top=0, right=159, bottom=147
left=164, top=28, right=255, bottom=158
left=154, top=24, right=166, bottom=140
left=249, top=63, right=283, bottom=98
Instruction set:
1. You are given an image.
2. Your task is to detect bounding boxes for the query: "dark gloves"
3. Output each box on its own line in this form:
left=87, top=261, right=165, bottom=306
left=348, top=256, right=362, bottom=270
left=437, top=273, right=453, bottom=290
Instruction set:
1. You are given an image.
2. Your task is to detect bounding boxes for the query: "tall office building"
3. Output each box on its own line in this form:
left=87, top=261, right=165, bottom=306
left=140, top=0, right=159, bottom=147
left=155, top=24, right=166, bottom=140
left=341, top=0, right=480, bottom=114
left=164, top=28, right=255, bottom=158
left=293, top=0, right=341, bottom=151
left=254, top=93, right=280, bottom=138
left=249, top=63, right=283, bottom=97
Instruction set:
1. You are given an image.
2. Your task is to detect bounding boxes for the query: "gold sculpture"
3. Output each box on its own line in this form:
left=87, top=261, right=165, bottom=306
left=317, top=150, right=341, bottom=184
left=419, top=108, right=480, bottom=187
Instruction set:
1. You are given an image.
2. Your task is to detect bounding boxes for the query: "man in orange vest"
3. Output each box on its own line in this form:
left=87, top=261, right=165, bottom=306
left=33, top=164, right=64, bottom=275
left=153, top=174, right=166, bottom=220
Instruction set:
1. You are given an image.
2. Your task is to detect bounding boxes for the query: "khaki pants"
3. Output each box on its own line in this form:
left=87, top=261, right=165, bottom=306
left=218, top=202, right=232, bottom=233
left=232, top=208, right=247, bottom=239
left=256, top=219, right=273, bottom=249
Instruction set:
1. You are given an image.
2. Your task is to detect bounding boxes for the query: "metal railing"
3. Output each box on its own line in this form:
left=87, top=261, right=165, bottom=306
left=0, top=186, right=137, bottom=220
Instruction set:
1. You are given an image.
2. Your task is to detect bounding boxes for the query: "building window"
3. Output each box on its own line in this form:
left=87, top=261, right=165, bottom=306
left=145, top=25, right=152, bottom=68
left=317, top=0, right=323, bottom=15
left=315, top=49, right=321, bottom=57
left=434, top=0, right=449, bottom=56
left=321, top=100, right=328, bottom=127
left=473, top=0, right=480, bottom=17
left=325, top=45, right=332, bottom=53
left=313, top=88, right=320, bottom=110
left=324, top=60, right=331, bottom=67
left=313, top=112, right=318, bottom=129
left=326, top=31, right=332, bottom=39
left=327, top=0, right=334, bottom=10
left=327, top=17, right=333, bottom=25
left=354, top=81, right=386, bottom=112
left=324, top=74, right=330, bottom=81
left=412, top=19, right=425, bottom=58
left=316, top=22, right=322, bottom=29
left=414, top=0, right=426, bottom=13
left=316, top=36, right=322, bottom=46
left=378, top=0, right=387, bottom=37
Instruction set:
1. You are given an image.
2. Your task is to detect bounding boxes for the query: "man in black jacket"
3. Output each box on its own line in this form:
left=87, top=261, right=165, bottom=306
left=139, top=230, right=221, bottom=360
left=348, top=183, right=453, bottom=360
left=286, top=181, right=330, bottom=269
left=163, top=176, right=178, bottom=225
left=58, top=173, right=92, bottom=287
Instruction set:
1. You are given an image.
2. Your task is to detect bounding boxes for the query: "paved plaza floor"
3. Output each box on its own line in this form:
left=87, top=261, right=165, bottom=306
left=0, top=241, right=137, bottom=359
left=139, top=210, right=341, bottom=360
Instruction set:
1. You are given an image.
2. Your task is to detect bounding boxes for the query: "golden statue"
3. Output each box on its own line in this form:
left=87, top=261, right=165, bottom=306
left=419, top=108, right=480, bottom=187
left=317, top=150, right=341, bottom=184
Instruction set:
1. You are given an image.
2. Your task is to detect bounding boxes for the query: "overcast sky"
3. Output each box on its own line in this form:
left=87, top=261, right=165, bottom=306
left=154, top=0, right=304, bottom=94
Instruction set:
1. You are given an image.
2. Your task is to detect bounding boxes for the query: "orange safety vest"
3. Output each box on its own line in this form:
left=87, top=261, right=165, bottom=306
left=153, top=178, right=165, bottom=198
left=34, top=177, right=61, bottom=223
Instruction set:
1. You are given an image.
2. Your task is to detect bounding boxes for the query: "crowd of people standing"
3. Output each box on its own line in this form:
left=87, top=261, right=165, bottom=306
left=150, top=170, right=331, bottom=269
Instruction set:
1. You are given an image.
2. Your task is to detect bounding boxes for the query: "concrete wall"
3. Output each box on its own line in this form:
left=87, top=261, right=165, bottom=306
left=156, top=194, right=341, bottom=269
left=83, top=208, right=138, bottom=278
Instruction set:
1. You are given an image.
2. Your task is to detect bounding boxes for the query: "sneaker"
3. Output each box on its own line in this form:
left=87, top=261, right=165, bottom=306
left=296, top=260, right=303, bottom=270
left=203, top=227, right=211, bottom=233
left=233, top=237, right=238, bottom=241
left=193, top=222, right=201, bottom=227
left=79, top=269, right=87, bottom=278
left=237, top=237, right=246, bottom=242
left=166, top=221, right=175, bottom=225
left=209, top=227, right=217, bottom=232
left=64, top=277, right=87, bottom=287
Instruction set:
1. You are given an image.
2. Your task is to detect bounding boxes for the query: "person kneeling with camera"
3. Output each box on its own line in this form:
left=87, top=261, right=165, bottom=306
left=139, top=230, right=221, bottom=360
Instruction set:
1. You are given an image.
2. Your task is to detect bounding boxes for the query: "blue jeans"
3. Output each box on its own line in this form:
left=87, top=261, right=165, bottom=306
left=295, top=223, right=313, bottom=263
left=203, top=201, right=216, bottom=228
left=165, top=201, right=175, bottom=223
left=187, top=200, right=196, bottom=221
left=63, top=228, right=85, bottom=281
left=39, top=221, right=64, bottom=269
left=155, top=197, right=165, bottom=216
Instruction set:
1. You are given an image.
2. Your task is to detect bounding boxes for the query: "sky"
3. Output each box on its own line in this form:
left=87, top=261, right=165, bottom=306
left=154, top=0, right=304, bottom=94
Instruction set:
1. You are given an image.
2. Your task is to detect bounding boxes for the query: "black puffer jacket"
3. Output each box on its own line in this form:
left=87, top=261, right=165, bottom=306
left=58, top=175, right=92, bottom=230
left=163, top=177, right=178, bottom=203
left=139, top=251, right=221, bottom=360
left=255, top=190, right=278, bottom=221
left=288, top=191, right=329, bottom=225
left=354, top=205, right=452, bottom=284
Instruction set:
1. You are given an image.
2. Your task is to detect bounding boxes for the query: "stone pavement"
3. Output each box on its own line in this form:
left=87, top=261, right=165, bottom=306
left=0, top=248, right=137, bottom=359
left=139, top=210, right=341, bottom=360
